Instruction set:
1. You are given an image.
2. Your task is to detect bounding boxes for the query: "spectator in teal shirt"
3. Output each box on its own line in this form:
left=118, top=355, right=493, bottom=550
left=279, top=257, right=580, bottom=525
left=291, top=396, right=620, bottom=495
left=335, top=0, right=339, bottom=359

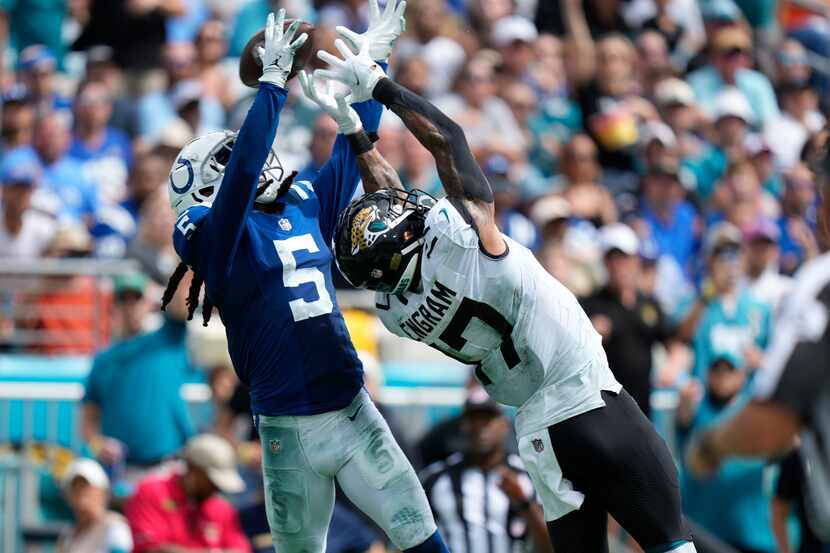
left=677, top=352, right=777, bottom=553
left=82, top=273, right=194, bottom=475
left=692, top=223, right=772, bottom=381
left=0, top=0, right=66, bottom=66
left=687, top=26, right=779, bottom=126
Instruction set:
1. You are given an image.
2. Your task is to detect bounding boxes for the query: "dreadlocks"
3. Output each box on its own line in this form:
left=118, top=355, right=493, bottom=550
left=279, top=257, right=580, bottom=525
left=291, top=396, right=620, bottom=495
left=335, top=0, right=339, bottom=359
left=161, top=260, right=214, bottom=326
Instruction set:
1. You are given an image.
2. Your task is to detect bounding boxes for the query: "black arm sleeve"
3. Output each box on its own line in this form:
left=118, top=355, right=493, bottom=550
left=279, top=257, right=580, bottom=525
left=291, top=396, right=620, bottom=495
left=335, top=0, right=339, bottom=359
left=372, top=78, right=494, bottom=204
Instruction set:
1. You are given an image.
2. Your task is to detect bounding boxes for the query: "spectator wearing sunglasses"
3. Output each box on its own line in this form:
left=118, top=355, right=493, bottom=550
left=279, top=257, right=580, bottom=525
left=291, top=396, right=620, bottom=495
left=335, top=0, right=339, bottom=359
left=691, top=222, right=771, bottom=382
left=687, top=25, right=779, bottom=126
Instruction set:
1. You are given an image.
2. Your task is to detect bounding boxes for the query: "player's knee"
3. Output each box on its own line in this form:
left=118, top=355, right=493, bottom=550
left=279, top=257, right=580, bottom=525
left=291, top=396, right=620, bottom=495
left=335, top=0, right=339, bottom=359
left=271, top=534, right=326, bottom=553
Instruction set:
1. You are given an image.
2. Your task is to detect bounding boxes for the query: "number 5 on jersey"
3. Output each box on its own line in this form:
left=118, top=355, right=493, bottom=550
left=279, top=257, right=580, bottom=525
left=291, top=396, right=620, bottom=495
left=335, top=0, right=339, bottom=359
left=274, top=234, right=334, bottom=322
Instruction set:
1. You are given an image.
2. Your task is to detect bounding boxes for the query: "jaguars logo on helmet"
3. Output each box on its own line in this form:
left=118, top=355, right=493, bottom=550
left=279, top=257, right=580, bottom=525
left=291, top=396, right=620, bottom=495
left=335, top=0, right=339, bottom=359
left=334, top=188, right=436, bottom=294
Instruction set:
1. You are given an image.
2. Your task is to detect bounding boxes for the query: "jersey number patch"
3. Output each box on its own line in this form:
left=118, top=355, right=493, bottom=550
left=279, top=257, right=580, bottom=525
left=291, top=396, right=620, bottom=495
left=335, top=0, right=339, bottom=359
left=274, top=234, right=334, bottom=322
left=439, top=297, right=521, bottom=385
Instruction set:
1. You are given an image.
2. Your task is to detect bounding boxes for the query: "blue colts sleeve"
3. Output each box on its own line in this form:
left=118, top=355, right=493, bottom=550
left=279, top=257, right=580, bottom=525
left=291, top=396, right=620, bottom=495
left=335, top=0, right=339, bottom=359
left=200, top=83, right=288, bottom=291
left=313, top=63, right=387, bottom=245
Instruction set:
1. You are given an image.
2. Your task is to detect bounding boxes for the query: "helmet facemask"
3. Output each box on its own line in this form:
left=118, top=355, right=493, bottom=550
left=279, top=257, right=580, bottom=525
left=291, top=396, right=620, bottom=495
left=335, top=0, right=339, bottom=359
left=334, top=188, right=436, bottom=294
left=196, top=134, right=292, bottom=208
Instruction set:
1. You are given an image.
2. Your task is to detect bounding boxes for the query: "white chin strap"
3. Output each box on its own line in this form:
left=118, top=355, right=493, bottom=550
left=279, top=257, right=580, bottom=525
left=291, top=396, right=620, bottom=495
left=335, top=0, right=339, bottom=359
left=665, top=542, right=697, bottom=552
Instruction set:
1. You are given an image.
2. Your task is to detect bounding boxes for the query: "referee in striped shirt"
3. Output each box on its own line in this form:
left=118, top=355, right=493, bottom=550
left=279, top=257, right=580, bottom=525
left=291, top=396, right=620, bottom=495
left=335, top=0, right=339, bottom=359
left=420, top=393, right=553, bottom=553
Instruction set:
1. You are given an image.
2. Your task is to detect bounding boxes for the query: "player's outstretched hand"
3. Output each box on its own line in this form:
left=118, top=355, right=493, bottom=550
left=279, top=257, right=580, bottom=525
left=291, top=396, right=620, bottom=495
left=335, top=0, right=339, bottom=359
left=257, top=9, right=309, bottom=88
left=299, top=71, right=362, bottom=135
left=336, top=0, right=406, bottom=62
left=315, top=39, right=387, bottom=104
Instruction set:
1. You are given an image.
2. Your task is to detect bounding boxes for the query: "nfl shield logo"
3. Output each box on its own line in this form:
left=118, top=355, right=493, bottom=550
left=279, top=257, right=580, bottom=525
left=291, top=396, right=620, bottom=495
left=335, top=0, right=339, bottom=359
left=279, top=218, right=292, bottom=231
left=532, top=439, right=544, bottom=453
left=270, top=440, right=281, bottom=454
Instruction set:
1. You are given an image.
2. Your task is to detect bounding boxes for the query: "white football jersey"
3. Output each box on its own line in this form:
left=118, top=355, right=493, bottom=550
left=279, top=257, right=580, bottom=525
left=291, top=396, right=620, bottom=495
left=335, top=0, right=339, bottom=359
left=376, top=198, right=621, bottom=437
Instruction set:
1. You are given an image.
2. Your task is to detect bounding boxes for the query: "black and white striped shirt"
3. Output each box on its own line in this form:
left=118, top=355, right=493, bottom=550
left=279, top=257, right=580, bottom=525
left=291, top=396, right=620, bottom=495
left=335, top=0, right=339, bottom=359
left=420, top=453, right=536, bottom=553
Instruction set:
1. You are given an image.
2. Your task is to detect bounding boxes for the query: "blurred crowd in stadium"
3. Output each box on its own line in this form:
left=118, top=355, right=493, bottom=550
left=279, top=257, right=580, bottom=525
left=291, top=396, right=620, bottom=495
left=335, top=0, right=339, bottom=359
left=0, top=0, right=829, bottom=552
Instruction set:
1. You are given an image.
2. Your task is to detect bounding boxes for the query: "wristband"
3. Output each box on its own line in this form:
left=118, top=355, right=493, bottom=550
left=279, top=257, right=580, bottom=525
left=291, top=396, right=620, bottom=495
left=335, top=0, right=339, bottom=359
left=347, top=130, right=374, bottom=155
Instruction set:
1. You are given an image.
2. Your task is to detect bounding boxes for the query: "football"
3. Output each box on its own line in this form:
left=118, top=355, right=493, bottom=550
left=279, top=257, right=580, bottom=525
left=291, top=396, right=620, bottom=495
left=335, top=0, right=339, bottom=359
left=238, top=19, right=316, bottom=88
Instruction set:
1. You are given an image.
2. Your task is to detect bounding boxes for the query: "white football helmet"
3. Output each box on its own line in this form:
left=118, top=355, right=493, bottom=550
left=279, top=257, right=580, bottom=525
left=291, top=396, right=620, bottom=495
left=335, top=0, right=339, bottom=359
left=168, top=130, right=288, bottom=217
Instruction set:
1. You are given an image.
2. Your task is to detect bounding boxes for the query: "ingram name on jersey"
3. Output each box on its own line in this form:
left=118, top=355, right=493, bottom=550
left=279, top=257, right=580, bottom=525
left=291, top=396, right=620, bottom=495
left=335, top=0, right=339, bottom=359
left=376, top=198, right=621, bottom=436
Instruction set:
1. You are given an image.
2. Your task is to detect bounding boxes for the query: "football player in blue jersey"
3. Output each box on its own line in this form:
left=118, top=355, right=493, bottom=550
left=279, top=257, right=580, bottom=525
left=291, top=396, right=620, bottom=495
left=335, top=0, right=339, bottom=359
left=161, top=6, right=451, bottom=553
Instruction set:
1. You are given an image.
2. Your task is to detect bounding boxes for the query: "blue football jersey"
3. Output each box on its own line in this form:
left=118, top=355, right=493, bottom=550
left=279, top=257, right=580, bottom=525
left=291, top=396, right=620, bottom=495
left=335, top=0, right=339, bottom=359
left=172, top=83, right=383, bottom=416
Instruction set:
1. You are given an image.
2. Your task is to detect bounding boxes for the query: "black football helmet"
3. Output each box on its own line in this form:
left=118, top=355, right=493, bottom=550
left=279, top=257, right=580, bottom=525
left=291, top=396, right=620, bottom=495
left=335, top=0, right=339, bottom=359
left=334, top=188, right=436, bottom=294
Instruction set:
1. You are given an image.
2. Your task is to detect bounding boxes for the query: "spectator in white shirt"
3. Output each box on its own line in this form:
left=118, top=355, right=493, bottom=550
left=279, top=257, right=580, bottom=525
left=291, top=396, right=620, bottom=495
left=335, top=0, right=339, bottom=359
left=56, top=458, right=133, bottom=553
left=764, top=79, right=825, bottom=170
left=0, top=148, right=56, bottom=259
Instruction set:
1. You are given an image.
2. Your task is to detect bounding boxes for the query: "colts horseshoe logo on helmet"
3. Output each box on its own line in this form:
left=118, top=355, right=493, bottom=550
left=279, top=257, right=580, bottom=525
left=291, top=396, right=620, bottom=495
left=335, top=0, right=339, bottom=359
left=169, top=158, right=195, bottom=194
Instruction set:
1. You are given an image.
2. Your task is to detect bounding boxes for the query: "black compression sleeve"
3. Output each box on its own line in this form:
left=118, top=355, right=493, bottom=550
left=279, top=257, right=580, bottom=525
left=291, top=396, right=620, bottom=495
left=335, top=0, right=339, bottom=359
left=372, top=78, right=494, bottom=203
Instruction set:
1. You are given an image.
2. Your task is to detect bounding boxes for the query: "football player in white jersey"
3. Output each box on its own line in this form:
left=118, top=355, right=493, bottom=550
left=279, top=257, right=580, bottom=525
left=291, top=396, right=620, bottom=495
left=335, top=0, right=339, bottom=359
left=313, top=34, right=698, bottom=553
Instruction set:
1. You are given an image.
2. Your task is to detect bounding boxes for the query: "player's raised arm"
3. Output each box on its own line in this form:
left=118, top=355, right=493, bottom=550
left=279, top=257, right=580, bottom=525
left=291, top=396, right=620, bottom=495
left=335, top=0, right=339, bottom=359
left=203, top=11, right=306, bottom=278
left=317, top=37, right=504, bottom=254
left=298, top=0, right=406, bottom=241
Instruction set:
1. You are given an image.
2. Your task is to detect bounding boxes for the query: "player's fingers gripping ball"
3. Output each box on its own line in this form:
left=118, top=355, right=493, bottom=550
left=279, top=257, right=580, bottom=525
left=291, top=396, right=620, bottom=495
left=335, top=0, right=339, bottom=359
left=239, top=10, right=315, bottom=88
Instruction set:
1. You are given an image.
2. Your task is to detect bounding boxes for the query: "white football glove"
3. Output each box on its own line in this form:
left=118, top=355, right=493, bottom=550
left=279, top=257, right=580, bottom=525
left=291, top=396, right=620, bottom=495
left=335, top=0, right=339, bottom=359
left=256, top=9, right=308, bottom=88
left=316, top=39, right=387, bottom=104
left=298, top=71, right=362, bottom=135
left=336, top=0, right=406, bottom=62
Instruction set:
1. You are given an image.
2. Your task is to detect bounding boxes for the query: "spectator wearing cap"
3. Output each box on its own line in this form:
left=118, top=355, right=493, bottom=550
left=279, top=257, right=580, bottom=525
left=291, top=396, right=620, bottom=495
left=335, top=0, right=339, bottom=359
left=0, top=85, right=36, bottom=153
left=742, top=220, right=791, bottom=313
left=136, top=42, right=224, bottom=143
left=689, top=222, right=771, bottom=381
left=687, top=25, right=780, bottom=125
left=745, top=134, right=783, bottom=198
left=552, top=134, right=616, bottom=228
left=69, top=81, right=133, bottom=205
left=764, top=78, right=825, bottom=170
left=125, top=434, right=251, bottom=553
left=56, top=458, right=133, bottom=553
left=638, top=158, right=700, bottom=278
left=654, top=77, right=707, bottom=160
left=675, top=351, right=777, bottom=553
left=685, top=87, right=754, bottom=203
left=17, top=45, right=71, bottom=116
left=82, top=271, right=195, bottom=483
left=394, top=0, right=467, bottom=98
left=112, top=273, right=153, bottom=340
left=777, top=163, right=820, bottom=275
left=639, top=120, right=678, bottom=174
left=491, top=15, right=538, bottom=85
left=438, top=58, right=525, bottom=163
left=420, top=395, right=553, bottom=553
left=581, top=223, right=680, bottom=418
left=0, top=149, right=56, bottom=258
